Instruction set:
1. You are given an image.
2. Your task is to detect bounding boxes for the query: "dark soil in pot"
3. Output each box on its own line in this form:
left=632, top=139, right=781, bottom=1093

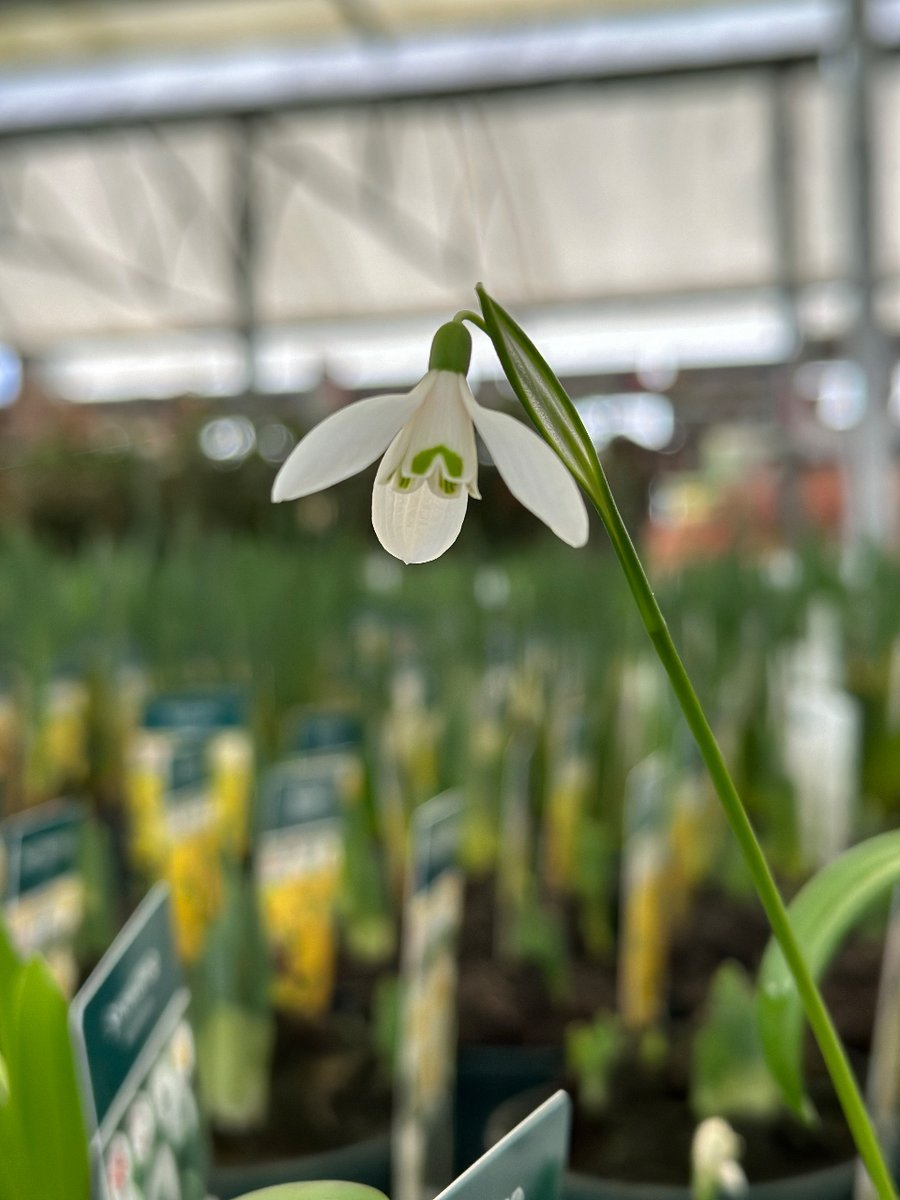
left=456, top=874, right=617, bottom=1048
left=458, top=875, right=882, bottom=1054
left=471, top=871, right=884, bottom=1188
left=565, top=1042, right=861, bottom=1185
left=488, top=1045, right=863, bottom=1191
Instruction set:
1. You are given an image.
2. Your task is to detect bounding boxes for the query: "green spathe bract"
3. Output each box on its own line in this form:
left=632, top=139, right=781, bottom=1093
left=234, top=1183, right=389, bottom=1200
left=475, top=287, right=596, bottom=496
left=476, top=285, right=660, bottom=631
left=757, top=829, right=900, bottom=1117
left=0, top=919, right=90, bottom=1200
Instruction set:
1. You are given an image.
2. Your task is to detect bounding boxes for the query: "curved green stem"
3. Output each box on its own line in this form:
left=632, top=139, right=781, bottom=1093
left=453, top=309, right=488, bottom=333
left=584, top=469, right=897, bottom=1200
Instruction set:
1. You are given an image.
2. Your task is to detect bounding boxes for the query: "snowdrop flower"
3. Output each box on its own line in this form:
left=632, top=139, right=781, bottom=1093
left=272, top=321, right=589, bottom=563
left=691, top=1117, right=747, bottom=1200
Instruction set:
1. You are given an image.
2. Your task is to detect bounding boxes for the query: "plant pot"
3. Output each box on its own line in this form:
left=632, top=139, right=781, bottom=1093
left=454, top=1043, right=564, bottom=1173
left=486, top=1087, right=859, bottom=1200
left=562, top=1161, right=854, bottom=1200
left=207, top=1134, right=391, bottom=1200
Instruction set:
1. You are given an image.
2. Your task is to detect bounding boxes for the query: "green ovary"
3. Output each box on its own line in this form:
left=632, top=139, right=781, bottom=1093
left=410, top=445, right=464, bottom=478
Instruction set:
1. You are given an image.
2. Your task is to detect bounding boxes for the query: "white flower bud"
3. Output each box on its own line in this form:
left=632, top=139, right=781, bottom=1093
left=691, top=1117, right=747, bottom=1200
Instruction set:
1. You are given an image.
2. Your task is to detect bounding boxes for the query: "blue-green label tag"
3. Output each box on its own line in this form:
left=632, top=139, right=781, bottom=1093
left=286, top=709, right=364, bottom=756
left=436, top=1091, right=570, bottom=1200
left=1, top=800, right=86, bottom=986
left=1, top=799, right=84, bottom=901
left=394, top=790, right=464, bottom=1200
left=411, top=789, right=462, bottom=892
left=619, top=751, right=673, bottom=1030
left=623, top=750, right=672, bottom=843
left=169, top=736, right=210, bottom=796
left=143, top=687, right=246, bottom=731
left=70, top=885, right=206, bottom=1200
left=258, top=754, right=345, bottom=834
left=256, top=754, right=351, bottom=1015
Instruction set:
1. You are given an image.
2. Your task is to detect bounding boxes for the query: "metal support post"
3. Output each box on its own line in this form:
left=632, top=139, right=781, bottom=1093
left=837, top=0, right=896, bottom=559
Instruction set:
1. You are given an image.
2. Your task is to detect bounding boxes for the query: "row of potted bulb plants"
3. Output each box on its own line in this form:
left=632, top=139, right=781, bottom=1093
left=0, top=619, right=897, bottom=1200
left=0, top=576, right=897, bottom=1176
left=0, top=823, right=894, bottom=1200
left=0, top=529, right=898, bottom=829
left=1, top=556, right=900, bottom=1195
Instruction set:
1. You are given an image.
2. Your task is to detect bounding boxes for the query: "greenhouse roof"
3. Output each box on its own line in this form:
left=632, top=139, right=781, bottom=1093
left=0, top=0, right=897, bottom=400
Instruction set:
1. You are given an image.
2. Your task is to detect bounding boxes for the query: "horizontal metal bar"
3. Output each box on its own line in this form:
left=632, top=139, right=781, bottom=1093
left=0, top=2, right=846, bottom=139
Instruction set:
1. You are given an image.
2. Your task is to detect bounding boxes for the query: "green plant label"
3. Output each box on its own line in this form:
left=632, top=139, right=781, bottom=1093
left=146, top=686, right=254, bottom=860
left=143, top=689, right=247, bottom=732
left=256, top=752, right=354, bottom=1015
left=286, top=709, right=364, bottom=757
left=70, top=884, right=206, bottom=1200
left=127, top=688, right=254, bottom=962
left=394, top=790, right=464, bottom=1200
left=618, top=751, right=672, bottom=1030
left=434, top=1090, right=570, bottom=1200
left=0, top=797, right=85, bottom=995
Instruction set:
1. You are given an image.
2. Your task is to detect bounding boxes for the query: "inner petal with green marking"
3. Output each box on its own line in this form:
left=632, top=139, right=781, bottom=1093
left=377, top=369, right=480, bottom=501
left=410, top=444, right=464, bottom=479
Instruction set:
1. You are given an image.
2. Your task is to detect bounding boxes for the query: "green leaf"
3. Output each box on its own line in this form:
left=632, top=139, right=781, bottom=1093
left=756, top=830, right=900, bottom=1117
left=197, top=1004, right=274, bottom=1129
left=0, top=935, right=90, bottom=1200
left=234, top=1185, right=389, bottom=1200
left=0, top=919, right=22, bottom=1041
left=475, top=285, right=601, bottom=500
left=75, top=816, right=119, bottom=961
left=0, top=921, right=28, bottom=1200
left=198, top=863, right=272, bottom=1014
left=565, top=1013, right=623, bottom=1114
left=692, top=963, right=781, bottom=1120
left=8, top=958, right=90, bottom=1200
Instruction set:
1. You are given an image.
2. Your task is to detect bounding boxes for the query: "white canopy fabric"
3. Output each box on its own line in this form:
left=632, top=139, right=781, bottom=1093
left=0, top=1, right=894, bottom=396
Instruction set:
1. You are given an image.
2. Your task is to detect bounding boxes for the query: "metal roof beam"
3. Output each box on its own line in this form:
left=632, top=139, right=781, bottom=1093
left=0, top=1, right=850, bottom=139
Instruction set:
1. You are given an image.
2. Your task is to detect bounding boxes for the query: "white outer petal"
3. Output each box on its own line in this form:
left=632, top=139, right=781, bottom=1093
left=271, top=389, right=422, bottom=501
left=465, top=399, right=589, bottom=547
left=372, top=479, right=468, bottom=564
